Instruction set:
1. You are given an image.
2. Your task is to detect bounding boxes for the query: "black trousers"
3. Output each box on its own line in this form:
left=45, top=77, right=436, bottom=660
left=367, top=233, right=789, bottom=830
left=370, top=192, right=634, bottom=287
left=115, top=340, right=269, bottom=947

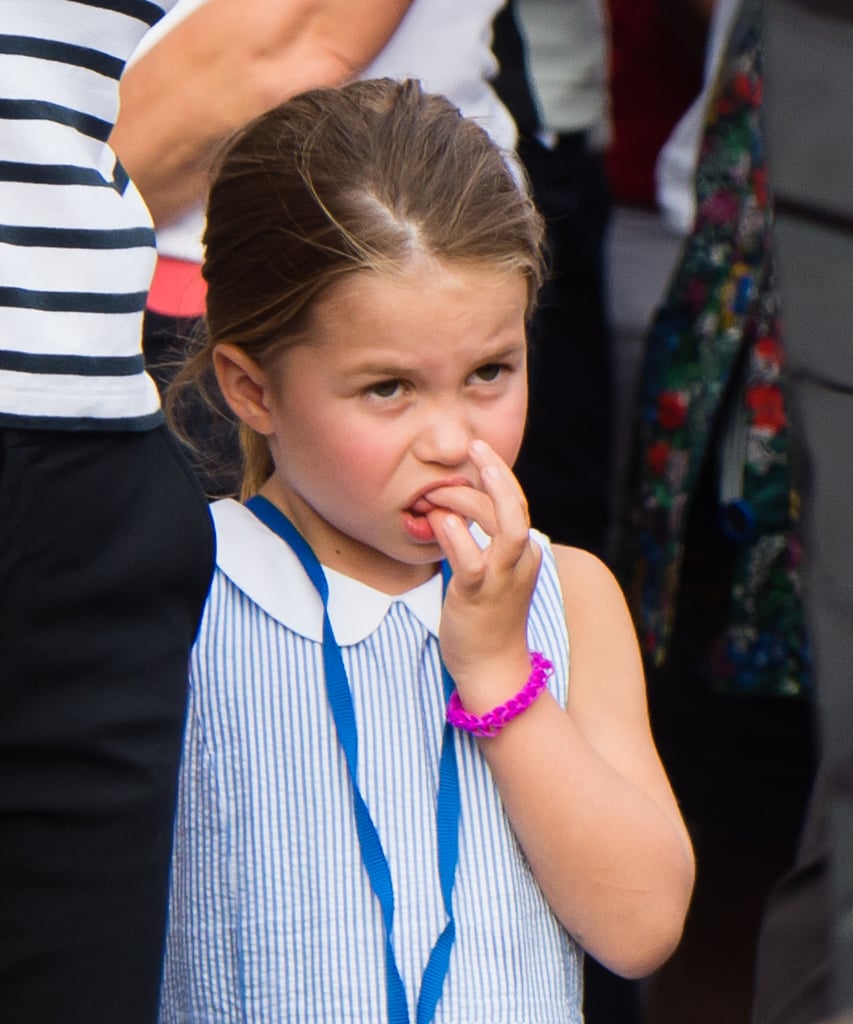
left=512, top=132, right=613, bottom=555
left=0, top=426, right=214, bottom=1023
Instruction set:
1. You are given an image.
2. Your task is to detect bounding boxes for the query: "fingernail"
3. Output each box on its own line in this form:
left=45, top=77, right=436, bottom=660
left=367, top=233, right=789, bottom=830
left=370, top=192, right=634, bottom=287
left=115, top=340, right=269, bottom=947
left=470, top=439, right=487, bottom=456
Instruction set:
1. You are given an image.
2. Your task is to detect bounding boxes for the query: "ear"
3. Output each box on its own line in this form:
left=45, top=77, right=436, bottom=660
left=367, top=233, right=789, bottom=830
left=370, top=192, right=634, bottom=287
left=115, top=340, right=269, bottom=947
left=213, top=343, right=275, bottom=435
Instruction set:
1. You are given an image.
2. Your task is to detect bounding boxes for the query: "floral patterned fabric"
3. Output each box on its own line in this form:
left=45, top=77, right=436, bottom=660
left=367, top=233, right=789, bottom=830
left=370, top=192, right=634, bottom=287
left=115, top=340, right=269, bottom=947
left=616, top=0, right=810, bottom=699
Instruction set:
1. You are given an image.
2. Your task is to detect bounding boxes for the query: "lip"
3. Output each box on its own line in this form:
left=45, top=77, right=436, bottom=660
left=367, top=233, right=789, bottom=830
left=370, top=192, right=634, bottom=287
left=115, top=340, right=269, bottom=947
left=403, top=477, right=475, bottom=516
left=402, top=477, right=475, bottom=545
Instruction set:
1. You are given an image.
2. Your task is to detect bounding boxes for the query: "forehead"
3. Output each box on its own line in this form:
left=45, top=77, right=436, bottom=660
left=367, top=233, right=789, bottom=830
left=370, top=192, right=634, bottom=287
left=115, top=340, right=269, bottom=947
left=303, top=262, right=529, bottom=359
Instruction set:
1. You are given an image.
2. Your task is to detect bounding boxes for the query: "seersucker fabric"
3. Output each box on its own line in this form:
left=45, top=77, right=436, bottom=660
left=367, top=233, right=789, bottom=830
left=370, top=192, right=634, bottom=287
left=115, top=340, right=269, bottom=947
left=160, top=499, right=583, bottom=1023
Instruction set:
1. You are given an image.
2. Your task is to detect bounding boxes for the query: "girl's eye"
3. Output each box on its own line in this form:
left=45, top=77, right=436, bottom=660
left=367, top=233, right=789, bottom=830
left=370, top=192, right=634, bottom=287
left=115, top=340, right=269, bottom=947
left=369, top=379, right=403, bottom=399
left=473, top=363, right=505, bottom=383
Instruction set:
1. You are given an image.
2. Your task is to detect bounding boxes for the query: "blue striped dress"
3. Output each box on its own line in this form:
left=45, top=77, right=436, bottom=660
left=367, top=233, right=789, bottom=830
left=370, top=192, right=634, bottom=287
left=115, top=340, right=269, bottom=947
left=160, top=499, right=583, bottom=1023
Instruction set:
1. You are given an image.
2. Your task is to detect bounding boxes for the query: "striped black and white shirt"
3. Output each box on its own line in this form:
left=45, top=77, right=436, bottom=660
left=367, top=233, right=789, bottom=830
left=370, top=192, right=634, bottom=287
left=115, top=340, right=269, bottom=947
left=159, top=500, right=583, bottom=1023
left=0, top=0, right=176, bottom=430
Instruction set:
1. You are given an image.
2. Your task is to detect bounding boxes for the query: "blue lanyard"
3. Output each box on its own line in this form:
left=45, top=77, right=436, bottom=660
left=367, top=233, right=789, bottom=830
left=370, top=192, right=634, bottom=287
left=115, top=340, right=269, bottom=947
left=246, top=496, right=461, bottom=1024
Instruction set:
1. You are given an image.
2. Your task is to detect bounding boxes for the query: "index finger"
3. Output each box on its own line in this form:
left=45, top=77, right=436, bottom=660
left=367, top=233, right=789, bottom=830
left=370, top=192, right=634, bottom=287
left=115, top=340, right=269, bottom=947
left=468, top=439, right=531, bottom=550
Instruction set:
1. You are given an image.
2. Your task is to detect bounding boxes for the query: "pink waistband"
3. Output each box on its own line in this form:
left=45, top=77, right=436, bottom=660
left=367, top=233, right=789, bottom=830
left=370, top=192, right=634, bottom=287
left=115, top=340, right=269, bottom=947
left=147, top=255, right=207, bottom=318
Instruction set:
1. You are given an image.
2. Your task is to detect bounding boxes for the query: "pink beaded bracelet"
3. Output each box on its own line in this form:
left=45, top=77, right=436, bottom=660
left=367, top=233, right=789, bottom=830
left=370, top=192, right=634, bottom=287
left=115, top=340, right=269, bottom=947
left=446, top=652, right=554, bottom=738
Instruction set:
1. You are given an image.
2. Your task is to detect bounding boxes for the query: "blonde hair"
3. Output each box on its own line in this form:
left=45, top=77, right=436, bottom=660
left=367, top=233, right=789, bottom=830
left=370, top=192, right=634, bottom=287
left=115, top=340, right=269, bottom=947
left=170, top=78, right=545, bottom=497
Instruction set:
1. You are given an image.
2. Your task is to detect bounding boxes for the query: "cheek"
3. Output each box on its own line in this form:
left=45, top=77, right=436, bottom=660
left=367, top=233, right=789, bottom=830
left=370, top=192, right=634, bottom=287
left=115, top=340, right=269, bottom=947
left=479, top=392, right=528, bottom=466
left=332, top=426, right=402, bottom=484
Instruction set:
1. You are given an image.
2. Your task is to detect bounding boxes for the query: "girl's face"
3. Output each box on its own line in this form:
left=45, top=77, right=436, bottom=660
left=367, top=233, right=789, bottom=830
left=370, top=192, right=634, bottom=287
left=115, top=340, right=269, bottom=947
left=258, top=262, right=529, bottom=593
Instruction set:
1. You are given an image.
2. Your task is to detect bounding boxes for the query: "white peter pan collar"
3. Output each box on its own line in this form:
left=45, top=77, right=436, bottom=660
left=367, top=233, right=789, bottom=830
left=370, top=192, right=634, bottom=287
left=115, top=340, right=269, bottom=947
left=211, top=499, right=443, bottom=645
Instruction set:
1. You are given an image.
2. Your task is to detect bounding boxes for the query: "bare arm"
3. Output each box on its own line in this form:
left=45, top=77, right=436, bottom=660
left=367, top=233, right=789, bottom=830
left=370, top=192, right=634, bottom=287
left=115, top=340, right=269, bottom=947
left=428, top=444, right=695, bottom=978
left=477, top=545, right=694, bottom=977
left=112, top=0, right=412, bottom=226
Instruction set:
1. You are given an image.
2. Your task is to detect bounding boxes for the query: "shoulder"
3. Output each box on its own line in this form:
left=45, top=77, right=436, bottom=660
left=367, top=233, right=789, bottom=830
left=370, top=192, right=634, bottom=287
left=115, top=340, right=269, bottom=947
left=550, top=544, right=633, bottom=618
left=524, top=533, right=632, bottom=631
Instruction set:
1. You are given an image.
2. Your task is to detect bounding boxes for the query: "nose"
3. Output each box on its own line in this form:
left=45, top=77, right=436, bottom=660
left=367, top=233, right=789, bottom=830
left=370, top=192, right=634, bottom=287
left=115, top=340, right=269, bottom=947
left=412, top=399, right=473, bottom=466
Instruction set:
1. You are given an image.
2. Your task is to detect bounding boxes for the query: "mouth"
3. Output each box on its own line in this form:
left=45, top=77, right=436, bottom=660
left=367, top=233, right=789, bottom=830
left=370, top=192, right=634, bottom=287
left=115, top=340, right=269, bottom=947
left=402, top=478, right=472, bottom=543
left=402, top=505, right=438, bottom=543
left=407, top=495, right=437, bottom=518
left=404, top=477, right=473, bottom=516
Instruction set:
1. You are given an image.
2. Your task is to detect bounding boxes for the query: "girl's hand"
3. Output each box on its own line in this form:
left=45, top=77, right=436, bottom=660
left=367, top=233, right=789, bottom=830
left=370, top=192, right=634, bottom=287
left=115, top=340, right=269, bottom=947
left=425, top=444, right=694, bottom=975
left=424, top=439, right=541, bottom=713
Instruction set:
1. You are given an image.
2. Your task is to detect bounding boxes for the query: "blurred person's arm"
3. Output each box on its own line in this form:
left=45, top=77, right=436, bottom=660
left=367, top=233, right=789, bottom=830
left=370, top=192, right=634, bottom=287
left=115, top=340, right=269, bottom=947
left=112, top=0, right=412, bottom=226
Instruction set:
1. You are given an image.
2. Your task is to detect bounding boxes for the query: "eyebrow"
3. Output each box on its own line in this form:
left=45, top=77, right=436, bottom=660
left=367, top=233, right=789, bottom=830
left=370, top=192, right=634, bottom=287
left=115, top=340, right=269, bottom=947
left=350, top=342, right=526, bottom=379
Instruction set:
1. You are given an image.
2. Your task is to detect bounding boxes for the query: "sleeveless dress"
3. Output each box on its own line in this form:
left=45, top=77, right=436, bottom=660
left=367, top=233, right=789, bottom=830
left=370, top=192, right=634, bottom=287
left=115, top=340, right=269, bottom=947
left=160, top=499, right=583, bottom=1023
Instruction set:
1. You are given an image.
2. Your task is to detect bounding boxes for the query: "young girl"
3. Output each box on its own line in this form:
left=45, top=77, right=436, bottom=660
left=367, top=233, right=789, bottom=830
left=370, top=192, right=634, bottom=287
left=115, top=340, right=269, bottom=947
left=159, top=78, right=694, bottom=1023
